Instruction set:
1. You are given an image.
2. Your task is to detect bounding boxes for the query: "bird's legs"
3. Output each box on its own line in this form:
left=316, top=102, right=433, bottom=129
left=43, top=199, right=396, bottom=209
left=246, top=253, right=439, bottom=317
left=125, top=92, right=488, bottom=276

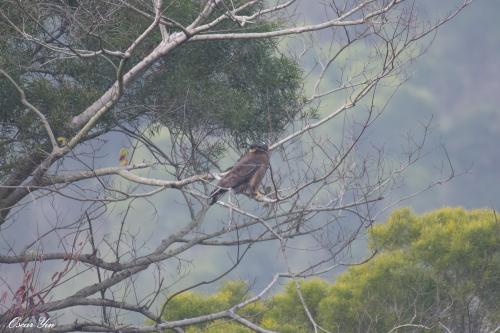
left=253, top=191, right=265, bottom=201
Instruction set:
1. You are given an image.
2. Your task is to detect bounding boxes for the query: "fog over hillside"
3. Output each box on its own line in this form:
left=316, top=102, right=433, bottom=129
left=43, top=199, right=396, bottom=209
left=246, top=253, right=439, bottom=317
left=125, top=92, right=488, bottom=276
left=381, top=0, right=500, bottom=210
left=1, top=1, right=497, bottom=326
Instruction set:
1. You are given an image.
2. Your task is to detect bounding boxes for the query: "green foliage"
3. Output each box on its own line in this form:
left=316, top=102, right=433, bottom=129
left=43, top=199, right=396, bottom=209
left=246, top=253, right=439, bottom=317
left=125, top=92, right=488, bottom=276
left=140, top=37, right=302, bottom=145
left=159, top=279, right=330, bottom=333
left=320, top=207, right=500, bottom=332
left=160, top=280, right=265, bottom=333
left=158, top=208, right=500, bottom=332
left=262, top=279, right=329, bottom=333
left=0, top=0, right=303, bottom=179
left=318, top=251, right=438, bottom=332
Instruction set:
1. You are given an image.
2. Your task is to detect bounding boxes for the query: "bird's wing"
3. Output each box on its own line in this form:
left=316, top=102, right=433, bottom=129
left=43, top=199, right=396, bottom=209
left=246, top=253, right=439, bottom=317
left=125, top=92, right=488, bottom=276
left=248, top=153, right=270, bottom=191
left=217, top=154, right=261, bottom=190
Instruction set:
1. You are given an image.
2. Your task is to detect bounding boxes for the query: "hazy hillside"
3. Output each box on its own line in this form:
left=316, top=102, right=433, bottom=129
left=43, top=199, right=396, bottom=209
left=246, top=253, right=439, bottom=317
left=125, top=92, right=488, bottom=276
left=373, top=0, right=500, bottom=211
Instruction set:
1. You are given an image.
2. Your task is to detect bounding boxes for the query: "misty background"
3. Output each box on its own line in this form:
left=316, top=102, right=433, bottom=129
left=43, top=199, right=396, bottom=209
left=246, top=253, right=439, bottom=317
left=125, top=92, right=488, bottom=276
left=1, top=0, right=498, bottom=320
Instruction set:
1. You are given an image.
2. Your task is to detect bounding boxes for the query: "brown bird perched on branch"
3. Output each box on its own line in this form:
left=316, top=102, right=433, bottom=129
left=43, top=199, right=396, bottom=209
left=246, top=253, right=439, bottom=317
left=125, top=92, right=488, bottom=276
left=209, top=143, right=270, bottom=205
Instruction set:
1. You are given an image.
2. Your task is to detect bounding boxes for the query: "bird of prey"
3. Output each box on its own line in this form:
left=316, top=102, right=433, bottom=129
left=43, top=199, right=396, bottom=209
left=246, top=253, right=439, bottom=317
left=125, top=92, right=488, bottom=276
left=209, top=143, right=270, bottom=205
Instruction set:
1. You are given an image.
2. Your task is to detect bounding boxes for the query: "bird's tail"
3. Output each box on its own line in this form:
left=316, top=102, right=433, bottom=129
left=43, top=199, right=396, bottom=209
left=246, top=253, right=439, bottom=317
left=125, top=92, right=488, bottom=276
left=208, top=188, right=227, bottom=205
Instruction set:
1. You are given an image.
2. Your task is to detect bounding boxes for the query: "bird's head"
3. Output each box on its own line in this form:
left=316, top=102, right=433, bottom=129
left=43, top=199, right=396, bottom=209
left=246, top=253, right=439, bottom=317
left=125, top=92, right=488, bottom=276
left=248, top=142, right=269, bottom=153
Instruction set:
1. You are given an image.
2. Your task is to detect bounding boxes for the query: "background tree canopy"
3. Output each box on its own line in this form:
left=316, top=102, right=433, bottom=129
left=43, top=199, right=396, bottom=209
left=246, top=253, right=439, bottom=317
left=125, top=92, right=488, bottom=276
left=161, top=207, right=500, bottom=333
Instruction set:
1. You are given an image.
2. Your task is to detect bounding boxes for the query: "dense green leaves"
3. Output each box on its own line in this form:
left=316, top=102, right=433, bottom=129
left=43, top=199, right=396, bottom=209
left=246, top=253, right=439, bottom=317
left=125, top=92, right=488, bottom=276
left=159, top=208, right=500, bottom=332
left=159, top=281, right=265, bottom=333
left=262, top=279, right=329, bottom=333
left=323, top=208, right=500, bottom=332
left=143, top=38, right=302, bottom=145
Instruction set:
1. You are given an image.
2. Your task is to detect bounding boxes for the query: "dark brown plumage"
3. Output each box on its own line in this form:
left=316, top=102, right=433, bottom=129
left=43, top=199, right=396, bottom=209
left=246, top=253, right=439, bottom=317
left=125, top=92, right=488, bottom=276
left=209, top=143, right=270, bottom=205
